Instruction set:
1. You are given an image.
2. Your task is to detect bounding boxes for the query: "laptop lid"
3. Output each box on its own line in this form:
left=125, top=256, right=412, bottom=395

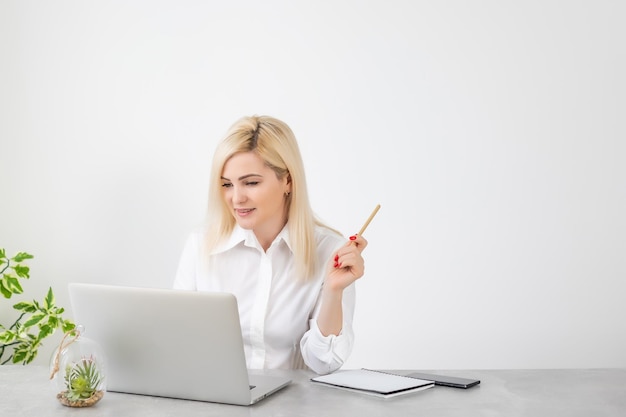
left=68, top=283, right=290, bottom=406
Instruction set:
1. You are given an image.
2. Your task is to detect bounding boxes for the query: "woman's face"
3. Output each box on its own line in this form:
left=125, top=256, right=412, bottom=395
left=221, top=151, right=290, bottom=243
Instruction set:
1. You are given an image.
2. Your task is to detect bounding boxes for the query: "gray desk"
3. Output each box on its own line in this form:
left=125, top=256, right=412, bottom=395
left=1, top=366, right=625, bottom=416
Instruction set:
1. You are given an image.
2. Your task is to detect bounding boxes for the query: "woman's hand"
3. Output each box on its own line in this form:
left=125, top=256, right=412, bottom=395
left=316, top=235, right=368, bottom=337
left=325, top=234, right=368, bottom=292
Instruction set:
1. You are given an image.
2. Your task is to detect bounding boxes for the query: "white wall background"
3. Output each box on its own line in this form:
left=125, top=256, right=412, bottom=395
left=1, top=1, right=624, bottom=369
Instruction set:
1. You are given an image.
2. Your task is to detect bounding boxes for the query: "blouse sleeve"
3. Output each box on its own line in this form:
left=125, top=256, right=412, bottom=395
left=299, top=282, right=356, bottom=375
left=173, top=232, right=201, bottom=290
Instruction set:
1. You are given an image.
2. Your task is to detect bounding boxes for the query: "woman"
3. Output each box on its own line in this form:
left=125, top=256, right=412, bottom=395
left=174, top=115, right=367, bottom=374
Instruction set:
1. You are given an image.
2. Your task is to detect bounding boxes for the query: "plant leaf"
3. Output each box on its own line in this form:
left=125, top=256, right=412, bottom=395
left=5, top=276, right=23, bottom=294
left=0, top=281, right=11, bottom=298
left=23, top=312, right=46, bottom=328
left=62, top=320, right=76, bottom=333
left=13, top=344, right=37, bottom=365
left=38, top=324, right=54, bottom=339
left=44, top=287, right=55, bottom=310
left=46, top=315, right=59, bottom=329
left=12, top=347, right=28, bottom=364
left=12, top=252, right=33, bottom=262
left=12, top=264, right=30, bottom=279
left=25, top=349, right=37, bottom=364
left=0, top=330, right=17, bottom=343
left=13, top=301, right=37, bottom=313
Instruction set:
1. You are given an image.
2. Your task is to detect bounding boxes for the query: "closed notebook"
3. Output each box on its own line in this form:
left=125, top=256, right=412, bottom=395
left=311, top=369, right=434, bottom=398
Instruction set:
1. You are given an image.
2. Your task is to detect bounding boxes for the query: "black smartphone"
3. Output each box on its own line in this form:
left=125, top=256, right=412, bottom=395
left=406, top=372, right=480, bottom=389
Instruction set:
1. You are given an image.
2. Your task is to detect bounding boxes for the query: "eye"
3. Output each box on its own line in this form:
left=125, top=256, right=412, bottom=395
left=221, top=183, right=232, bottom=188
left=245, top=181, right=259, bottom=186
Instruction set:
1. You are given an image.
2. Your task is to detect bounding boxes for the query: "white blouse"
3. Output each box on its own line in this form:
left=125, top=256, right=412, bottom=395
left=173, top=224, right=356, bottom=375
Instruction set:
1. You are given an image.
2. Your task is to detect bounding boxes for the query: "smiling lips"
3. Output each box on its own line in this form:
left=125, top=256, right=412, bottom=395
left=235, top=208, right=255, bottom=217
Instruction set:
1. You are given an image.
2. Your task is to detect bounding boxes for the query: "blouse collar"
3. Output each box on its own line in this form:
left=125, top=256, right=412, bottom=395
left=213, top=224, right=293, bottom=254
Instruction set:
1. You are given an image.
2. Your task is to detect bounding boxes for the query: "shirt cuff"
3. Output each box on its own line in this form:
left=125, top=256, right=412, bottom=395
left=301, top=318, right=354, bottom=375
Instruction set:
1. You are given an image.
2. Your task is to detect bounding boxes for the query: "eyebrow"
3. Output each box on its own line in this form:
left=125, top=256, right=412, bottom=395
left=220, top=174, right=263, bottom=181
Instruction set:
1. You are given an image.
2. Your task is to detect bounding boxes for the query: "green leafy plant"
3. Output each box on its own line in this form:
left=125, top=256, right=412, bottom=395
left=0, top=248, right=75, bottom=365
left=63, top=357, right=104, bottom=402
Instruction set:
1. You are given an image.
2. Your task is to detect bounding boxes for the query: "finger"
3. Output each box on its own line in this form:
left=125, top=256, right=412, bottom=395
left=334, top=252, right=365, bottom=276
left=348, top=234, right=368, bottom=252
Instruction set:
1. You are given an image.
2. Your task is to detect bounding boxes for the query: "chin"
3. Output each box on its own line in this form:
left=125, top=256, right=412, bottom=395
left=235, top=220, right=255, bottom=230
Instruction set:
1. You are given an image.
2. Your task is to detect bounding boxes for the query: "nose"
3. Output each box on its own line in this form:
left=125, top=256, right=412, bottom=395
left=232, top=185, right=247, bottom=204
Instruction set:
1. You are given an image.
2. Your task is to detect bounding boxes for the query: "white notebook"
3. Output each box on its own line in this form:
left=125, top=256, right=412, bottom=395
left=311, top=369, right=434, bottom=398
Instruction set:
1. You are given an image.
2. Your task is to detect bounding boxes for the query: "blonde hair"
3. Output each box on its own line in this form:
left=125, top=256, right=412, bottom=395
left=205, top=115, right=338, bottom=279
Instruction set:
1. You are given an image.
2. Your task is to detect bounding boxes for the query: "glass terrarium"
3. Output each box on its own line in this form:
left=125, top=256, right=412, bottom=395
left=49, top=326, right=106, bottom=407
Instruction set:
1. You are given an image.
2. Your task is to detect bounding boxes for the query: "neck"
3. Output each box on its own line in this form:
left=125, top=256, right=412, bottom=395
left=255, top=219, right=288, bottom=252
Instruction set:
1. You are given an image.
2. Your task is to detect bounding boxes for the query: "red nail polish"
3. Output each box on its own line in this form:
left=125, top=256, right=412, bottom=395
left=334, top=254, right=339, bottom=261
left=334, top=262, right=339, bottom=268
left=349, top=235, right=357, bottom=241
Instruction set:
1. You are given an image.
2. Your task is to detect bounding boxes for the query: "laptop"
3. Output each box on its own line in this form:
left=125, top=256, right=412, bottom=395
left=68, top=283, right=291, bottom=406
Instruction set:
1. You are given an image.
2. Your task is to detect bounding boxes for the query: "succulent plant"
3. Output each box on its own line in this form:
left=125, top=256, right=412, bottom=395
left=62, top=357, right=104, bottom=402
